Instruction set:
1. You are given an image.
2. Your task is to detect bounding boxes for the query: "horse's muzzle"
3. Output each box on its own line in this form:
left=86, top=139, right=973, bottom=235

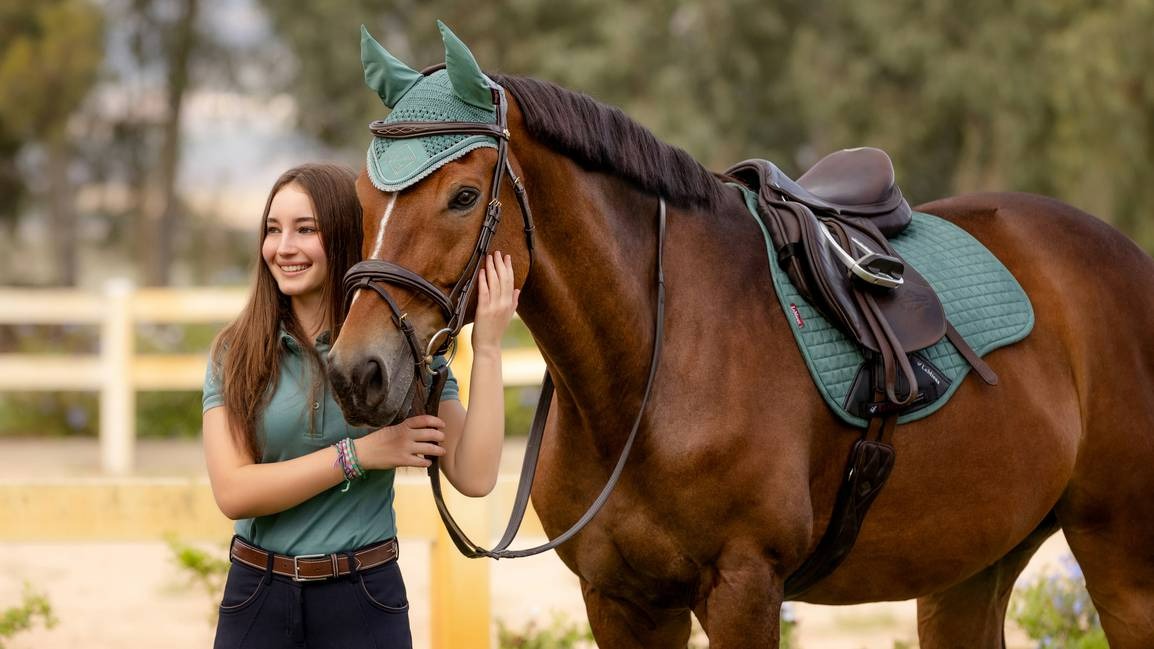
left=328, top=349, right=408, bottom=428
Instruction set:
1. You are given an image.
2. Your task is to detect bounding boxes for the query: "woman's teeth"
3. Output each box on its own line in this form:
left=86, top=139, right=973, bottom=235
left=280, top=264, right=310, bottom=272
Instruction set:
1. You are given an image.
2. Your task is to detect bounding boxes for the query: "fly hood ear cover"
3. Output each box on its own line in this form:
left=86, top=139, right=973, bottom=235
left=363, top=22, right=499, bottom=192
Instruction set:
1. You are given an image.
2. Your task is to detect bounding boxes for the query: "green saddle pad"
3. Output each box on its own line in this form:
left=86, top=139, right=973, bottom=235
left=737, top=186, right=1034, bottom=428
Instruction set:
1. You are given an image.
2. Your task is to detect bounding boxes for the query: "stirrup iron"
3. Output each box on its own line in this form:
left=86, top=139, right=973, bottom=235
left=818, top=226, right=905, bottom=289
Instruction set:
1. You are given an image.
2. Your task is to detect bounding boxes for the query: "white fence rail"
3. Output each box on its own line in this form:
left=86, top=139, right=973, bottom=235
left=0, top=281, right=545, bottom=474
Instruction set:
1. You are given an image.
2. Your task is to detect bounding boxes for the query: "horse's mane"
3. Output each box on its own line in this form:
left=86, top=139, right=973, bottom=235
left=493, top=74, right=729, bottom=212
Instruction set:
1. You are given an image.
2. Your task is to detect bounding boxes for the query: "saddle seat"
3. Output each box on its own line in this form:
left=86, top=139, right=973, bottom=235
left=764, top=147, right=912, bottom=237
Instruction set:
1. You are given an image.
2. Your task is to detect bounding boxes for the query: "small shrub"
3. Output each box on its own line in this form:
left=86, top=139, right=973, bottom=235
left=780, top=603, right=798, bottom=649
left=167, top=537, right=230, bottom=621
left=498, top=613, right=595, bottom=649
left=0, top=584, right=56, bottom=648
left=1010, top=555, right=1107, bottom=649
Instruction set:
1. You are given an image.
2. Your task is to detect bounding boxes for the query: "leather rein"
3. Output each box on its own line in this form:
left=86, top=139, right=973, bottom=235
left=342, top=75, right=668, bottom=559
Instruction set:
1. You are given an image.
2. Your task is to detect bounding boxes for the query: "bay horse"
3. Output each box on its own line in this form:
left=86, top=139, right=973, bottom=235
left=328, top=26, right=1154, bottom=649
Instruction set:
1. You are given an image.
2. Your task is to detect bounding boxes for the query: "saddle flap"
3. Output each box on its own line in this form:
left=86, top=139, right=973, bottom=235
left=795, top=216, right=946, bottom=353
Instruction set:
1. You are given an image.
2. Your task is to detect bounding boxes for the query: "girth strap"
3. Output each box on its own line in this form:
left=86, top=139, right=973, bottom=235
left=784, top=417, right=897, bottom=599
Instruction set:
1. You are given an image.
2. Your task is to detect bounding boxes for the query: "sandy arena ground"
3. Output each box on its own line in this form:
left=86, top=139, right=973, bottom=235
left=0, top=438, right=1071, bottom=648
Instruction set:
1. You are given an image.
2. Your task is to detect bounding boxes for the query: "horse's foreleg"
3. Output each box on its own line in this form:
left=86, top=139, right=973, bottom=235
left=916, top=513, right=1058, bottom=649
left=580, top=578, right=692, bottom=649
left=696, top=546, right=785, bottom=648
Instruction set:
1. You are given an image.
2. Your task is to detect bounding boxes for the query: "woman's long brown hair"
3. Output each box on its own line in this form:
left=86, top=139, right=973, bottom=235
left=210, top=163, right=363, bottom=461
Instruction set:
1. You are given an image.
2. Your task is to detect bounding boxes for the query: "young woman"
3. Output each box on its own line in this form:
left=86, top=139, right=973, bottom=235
left=202, top=162, right=517, bottom=648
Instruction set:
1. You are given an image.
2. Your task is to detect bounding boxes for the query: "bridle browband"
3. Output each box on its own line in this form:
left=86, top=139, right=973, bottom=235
left=342, top=69, right=668, bottom=559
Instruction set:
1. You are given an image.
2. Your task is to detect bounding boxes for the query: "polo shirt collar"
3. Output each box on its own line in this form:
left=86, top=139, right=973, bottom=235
left=279, top=325, right=332, bottom=353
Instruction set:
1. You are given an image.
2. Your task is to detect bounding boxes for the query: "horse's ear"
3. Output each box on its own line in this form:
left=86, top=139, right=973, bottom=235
left=361, top=25, right=421, bottom=109
left=437, top=20, right=492, bottom=110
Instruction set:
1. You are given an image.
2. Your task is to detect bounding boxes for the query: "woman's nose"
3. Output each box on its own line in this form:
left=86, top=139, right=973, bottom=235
left=277, top=232, right=300, bottom=255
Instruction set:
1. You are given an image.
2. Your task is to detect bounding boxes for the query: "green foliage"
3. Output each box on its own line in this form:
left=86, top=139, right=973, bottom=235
left=258, top=0, right=1154, bottom=256
left=497, top=613, right=595, bottom=649
left=787, top=0, right=1154, bottom=252
left=780, top=604, right=798, bottom=649
left=0, top=0, right=104, bottom=226
left=0, top=584, right=57, bottom=648
left=1010, top=556, right=1107, bottom=649
left=0, top=1, right=104, bottom=138
left=166, top=537, right=230, bottom=621
left=503, top=385, right=540, bottom=438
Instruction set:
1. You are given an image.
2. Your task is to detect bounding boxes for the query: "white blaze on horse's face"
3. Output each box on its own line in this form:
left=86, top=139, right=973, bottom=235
left=368, top=192, right=399, bottom=260
left=349, top=192, right=400, bottom=311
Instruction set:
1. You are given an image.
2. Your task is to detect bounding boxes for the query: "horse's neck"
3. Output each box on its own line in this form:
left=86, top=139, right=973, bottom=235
left=516, top=171, right=660, bottom=449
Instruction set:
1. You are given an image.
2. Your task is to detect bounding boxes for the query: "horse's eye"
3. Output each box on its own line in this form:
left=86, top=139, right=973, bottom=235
left=449, top=188, right=480, bottom=211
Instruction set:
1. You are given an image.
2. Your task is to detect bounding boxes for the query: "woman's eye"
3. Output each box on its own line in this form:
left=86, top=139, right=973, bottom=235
left=450, top=188, right=480, bottom=210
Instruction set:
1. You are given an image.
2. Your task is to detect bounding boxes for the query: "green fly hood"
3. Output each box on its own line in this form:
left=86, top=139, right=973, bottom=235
left=361, top=22, right=499, bottom=192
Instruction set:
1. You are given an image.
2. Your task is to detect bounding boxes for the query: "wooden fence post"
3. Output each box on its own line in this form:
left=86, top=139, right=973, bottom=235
left=100, top=278, right=134, bottom=475
left=430, top=488, right=492, bottom=649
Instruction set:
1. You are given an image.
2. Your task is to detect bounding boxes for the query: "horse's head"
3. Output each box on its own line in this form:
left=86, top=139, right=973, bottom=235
left=329, top=22, right=531, bottom=427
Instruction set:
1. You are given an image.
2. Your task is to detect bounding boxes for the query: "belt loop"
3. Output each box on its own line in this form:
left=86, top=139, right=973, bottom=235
left=345, top=550, right=360, bottom=580
left=264, top=545, right=275, bottom=577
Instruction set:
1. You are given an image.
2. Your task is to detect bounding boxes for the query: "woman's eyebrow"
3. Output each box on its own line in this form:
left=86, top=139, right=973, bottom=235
left=265, top=215, right=317, bottom=224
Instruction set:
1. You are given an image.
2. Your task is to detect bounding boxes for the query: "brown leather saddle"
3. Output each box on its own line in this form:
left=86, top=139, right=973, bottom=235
left=725, top=148, right=998, bottom=597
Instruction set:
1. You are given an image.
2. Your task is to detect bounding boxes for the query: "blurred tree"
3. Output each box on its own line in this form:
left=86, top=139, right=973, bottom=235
left=146, top=0, right=201, bottom=287
left=788, top=0, right=1154, bottom=249
left=0, top=0, right=104, bottom=285
left=259, top=1, right=1152, bottom=251
left=107, top=0, right=206, bottom=286
left=79, top=0, right=244, bottom=287
left=257, top=0, right=812, bottom=168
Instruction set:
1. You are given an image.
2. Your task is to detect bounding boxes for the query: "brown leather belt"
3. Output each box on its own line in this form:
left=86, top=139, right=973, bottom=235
left=229, top=536, right=399, bottom=582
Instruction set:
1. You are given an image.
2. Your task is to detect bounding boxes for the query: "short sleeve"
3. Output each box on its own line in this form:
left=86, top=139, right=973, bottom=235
left=431, top=354, right=460, bottom=402
left=202, top=352, right=224, bottom=412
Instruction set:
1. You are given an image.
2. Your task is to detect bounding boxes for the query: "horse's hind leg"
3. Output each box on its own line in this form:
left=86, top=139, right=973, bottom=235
left=580, top=579, right=692, bottom=648
left=1058, top=431, right=1154, bottom=648
left=916, top=513, right=1059, bottom=649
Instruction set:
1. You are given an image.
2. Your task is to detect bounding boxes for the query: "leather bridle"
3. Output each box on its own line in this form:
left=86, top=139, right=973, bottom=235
left=342, top=71, right=668, bottom=559
left=343, top=79, right=536, bottom=373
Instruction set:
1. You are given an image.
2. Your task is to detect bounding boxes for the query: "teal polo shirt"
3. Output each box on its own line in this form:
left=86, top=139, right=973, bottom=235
left=203, top=327, right=458, bottom=555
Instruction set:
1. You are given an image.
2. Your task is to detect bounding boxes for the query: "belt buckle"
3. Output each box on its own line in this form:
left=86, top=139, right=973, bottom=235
left=292, top=553, right=330, bottom=582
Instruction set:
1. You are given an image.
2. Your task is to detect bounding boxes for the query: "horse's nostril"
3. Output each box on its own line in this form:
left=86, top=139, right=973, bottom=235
left=355, top=356, right=388, bottom=409
left=365, top=358, right=384, bottom=393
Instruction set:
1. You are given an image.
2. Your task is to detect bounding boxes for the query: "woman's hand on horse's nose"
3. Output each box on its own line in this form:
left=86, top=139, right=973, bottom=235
left=472, top=251, right=519, bottom=352
left=356, top=414, right=446, bottom=470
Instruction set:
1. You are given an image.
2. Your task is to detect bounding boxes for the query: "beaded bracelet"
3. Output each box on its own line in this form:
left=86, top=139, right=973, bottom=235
left=334, top=437, right=365, bottom=492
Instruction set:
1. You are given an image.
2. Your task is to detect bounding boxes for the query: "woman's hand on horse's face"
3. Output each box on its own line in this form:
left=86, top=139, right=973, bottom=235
left=472, top=252, right=520, bottom=354
left=356, top=414, right=446, bottom=470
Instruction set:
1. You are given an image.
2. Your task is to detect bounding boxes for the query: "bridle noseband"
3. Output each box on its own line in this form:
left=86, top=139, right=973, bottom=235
left=342, top=71, right=668, bottom=560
